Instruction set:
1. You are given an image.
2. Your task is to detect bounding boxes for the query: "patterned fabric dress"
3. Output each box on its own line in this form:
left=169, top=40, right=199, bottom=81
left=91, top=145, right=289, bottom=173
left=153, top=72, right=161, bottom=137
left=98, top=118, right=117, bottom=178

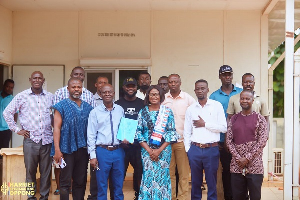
left=135, top=106, right=179, bottom=200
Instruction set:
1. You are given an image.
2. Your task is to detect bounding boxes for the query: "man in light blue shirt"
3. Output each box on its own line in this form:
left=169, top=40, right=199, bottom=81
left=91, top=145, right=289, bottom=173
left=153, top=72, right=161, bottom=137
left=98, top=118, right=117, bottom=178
left=0, top=79, right=14, bottom=158
left=87, top=84, right=125, bottom=200
left=209, top=65, right=242, bottom=200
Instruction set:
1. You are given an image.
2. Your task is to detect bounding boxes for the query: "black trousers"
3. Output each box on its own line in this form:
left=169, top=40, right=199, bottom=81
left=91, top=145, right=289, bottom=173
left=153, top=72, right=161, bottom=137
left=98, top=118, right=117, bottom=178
left=60, top=148, right=89, bottom=200
left=109, top=144, right=143, bottom=200
left=0, top=129, right=12, bottom=159
left=219, top=142, right=233, bottom=200
left=231, top=173, right=263, bottom=200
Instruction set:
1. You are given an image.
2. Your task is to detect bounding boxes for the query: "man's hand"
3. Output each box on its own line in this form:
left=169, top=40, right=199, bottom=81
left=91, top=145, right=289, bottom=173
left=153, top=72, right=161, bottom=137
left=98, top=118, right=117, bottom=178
left=237, top=157, right=249, bottom=168
left=17, top=130, right=30, bottom=138
left=53, top=150, right=63, bottom=164
left=90, top=158, right=99, bottom=169
left=193, top=115, right=205, bottom=128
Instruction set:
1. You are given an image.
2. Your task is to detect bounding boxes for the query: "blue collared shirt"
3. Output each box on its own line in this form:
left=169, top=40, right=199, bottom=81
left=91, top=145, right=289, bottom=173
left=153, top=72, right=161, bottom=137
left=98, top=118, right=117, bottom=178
left=87, top=103, right=124, bottom=159
left=0, top=92, right=13, bottom=131
left=209, top=85, right=242, bottom=142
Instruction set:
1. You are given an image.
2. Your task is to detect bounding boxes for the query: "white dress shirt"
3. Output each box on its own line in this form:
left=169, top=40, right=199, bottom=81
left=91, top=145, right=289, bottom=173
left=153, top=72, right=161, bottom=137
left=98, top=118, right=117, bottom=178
left=184, top=99, right=227, bottom=152
left=136, top=90, right=146, bottom=100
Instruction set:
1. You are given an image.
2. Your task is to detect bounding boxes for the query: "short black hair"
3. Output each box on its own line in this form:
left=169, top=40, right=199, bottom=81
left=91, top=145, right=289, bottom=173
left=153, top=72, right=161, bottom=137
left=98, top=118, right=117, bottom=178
left=240, top=90, right=254, bottom=96
left=71, top=66, right=84, bottom=74
left=159, top=76, right=168, bottom=80
left=138, top=71, right=151, bottom=80
left=144, top=85, right=165, bottom=106
left=195, top=79, right=208, bottom=86
left=242, top=73, right=254, bottom=81
left=3, top=79, right=14, bottom=86
left=95, top=76, right=109, bottom=83
left=68, top=77, right=82, bottom=86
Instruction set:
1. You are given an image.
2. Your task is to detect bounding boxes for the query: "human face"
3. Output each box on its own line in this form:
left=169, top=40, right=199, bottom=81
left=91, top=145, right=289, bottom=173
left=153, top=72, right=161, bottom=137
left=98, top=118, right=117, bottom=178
left=240, top=91, right=254, bottom=110
left=158, top=78, right=169, bottom=93
left=138, top=74, right=151, bottom=90
left=219, top=72, right=233, bottom=86
left=123, top=84, right=137, bottom=98
left=242, top=75, right=255, bottom=91
left=194, top=82, right=209, bottom=100
left=95, top=77, right=108, bottom=93
left=68, top=80, right=82, bottom=99
left=29, top=72, right=45, bottom=91
left=168, top=75, right=181, bottom=93
left=100, top=85, right=114, bottom=104
left=148, top=88, right=160, bottom=105
left=71, top=68, right=85, bottom=82
left=3, top=82, right=14, bottom=95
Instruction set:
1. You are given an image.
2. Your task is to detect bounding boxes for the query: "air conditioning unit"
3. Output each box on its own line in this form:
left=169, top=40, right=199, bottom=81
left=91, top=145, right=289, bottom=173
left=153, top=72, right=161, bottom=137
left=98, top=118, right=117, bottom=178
left=273, top=148, right=283, bottom=175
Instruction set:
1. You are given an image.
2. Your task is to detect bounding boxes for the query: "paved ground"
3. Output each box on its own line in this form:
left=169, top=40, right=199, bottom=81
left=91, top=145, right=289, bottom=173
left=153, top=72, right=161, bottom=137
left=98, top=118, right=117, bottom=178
left=46, top=180, right=284, bottom=200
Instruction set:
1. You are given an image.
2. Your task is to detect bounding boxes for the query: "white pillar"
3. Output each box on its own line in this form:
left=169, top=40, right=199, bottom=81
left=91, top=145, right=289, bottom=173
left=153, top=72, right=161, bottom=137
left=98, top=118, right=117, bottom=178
left=293, top=49, right=300, bottom=199
left=284, top=0, right=294, bottom=199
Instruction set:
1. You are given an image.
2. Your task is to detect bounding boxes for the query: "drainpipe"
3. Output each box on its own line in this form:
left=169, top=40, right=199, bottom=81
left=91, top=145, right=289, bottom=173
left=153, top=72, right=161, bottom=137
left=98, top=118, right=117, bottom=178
left=284, top=0, right=294, bottom=199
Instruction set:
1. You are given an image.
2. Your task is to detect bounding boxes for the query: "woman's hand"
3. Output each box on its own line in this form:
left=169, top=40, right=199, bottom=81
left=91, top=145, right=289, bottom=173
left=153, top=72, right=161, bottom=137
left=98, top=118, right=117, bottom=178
left=150, top=149, right=161, bottom=161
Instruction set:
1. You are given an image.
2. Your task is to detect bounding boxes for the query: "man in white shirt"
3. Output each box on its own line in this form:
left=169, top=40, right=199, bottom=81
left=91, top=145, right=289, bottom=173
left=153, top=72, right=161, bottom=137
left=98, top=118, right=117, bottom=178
left=184, top=79, right=227, bottom=200
left=136, top=71, right=151, bottom=100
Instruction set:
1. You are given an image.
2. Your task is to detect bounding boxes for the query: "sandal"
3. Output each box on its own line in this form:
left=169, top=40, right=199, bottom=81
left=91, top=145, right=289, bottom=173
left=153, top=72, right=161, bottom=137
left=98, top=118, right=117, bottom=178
left=54, top=189, right=60, bottom=195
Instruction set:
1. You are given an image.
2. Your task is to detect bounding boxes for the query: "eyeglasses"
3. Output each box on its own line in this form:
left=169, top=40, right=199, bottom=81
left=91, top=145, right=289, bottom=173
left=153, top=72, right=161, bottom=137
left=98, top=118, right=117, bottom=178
left=149, top=93, right=160, bottom=98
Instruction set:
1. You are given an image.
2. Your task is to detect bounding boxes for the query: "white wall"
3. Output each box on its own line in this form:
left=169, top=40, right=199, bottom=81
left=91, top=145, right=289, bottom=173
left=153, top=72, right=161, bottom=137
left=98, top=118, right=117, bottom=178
left=0, top=5, right=12, bottom=64
left=11, top=10, right=266, bottom=98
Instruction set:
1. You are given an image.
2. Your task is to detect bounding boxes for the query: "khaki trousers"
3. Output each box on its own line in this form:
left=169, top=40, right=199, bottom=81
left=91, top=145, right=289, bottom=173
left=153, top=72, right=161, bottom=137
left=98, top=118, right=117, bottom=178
left=170, top=142, right=190, bottom=200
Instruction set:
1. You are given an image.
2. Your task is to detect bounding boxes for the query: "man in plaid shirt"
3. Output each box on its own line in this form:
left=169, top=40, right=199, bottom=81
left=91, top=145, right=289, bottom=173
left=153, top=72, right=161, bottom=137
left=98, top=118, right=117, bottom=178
left=3, top=71, right=54, bottom=200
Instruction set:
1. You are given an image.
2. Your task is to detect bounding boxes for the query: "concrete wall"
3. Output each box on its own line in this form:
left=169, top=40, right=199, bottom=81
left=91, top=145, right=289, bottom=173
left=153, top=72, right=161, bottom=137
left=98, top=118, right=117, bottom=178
left=10, top=10, right=266, bottom=98
left=0, top=5, right=12, bottom=64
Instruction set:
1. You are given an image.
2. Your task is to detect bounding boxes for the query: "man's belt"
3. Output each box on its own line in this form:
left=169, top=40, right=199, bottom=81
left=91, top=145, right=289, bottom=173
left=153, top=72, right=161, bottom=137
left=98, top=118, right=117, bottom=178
left=98, top=145, right=120, bottom=151
left=191, top=142, right=218, bottom=148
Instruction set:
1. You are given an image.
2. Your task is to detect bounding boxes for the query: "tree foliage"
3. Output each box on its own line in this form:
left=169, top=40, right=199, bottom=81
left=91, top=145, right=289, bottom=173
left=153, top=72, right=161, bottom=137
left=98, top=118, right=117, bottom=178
left=269, top=36, right=300, bottom=117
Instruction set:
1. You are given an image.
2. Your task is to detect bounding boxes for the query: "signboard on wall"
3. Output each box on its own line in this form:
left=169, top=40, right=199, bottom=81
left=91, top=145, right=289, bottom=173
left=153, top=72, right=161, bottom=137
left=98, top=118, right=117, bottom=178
left=11, top=65, right=64, bottom=147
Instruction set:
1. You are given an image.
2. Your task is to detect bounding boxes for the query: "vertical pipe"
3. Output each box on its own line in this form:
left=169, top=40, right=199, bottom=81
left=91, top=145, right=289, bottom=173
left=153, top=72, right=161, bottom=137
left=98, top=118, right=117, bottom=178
left=115, top=69, right=119, bottom=100
left=268, top=66, right=274, bottom=179
left=284, top=0, right=294, bottom=199
left=293, top=50, right=300, bottom=199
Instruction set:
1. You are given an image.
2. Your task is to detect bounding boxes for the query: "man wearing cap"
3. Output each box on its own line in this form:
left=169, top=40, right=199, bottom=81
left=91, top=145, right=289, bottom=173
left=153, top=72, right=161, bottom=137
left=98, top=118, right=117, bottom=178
left=209, top=65, right=242, bottom=200
left=115, top=77, right=144, bottom=199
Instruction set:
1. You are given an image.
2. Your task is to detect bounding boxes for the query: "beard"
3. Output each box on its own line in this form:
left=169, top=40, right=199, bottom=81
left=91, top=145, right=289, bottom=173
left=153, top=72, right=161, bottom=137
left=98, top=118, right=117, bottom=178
left=124, top=90, right=137, bottom=98
left=72, top=94, right=81, bottom=99
left=140, top=85, right=149, bottom=91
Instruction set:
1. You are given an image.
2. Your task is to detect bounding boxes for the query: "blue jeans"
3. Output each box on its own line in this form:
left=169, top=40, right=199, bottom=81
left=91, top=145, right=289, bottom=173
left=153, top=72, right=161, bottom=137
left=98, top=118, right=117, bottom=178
left=188, top=144, right=219, bottom=200
left=96, top=146, right=125, bottom=200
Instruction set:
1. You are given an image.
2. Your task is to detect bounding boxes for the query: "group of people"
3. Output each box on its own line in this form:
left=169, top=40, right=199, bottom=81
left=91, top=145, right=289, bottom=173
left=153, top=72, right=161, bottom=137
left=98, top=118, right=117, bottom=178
left=0, top=65, right=269, bottom=200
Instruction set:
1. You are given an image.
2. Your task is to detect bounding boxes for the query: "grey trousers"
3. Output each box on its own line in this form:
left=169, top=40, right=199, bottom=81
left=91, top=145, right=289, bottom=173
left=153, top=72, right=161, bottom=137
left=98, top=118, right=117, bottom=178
left=23, top=138, right=52, bottom=200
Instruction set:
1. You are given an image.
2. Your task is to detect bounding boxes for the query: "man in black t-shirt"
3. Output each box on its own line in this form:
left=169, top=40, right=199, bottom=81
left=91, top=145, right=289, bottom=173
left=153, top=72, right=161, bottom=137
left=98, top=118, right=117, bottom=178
left=113, top=77, right=144, bottom=200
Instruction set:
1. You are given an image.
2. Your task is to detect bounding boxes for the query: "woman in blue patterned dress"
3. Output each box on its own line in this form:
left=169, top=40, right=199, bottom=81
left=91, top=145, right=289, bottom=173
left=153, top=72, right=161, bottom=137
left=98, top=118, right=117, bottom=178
left=135, top=85, right=179, bottom=200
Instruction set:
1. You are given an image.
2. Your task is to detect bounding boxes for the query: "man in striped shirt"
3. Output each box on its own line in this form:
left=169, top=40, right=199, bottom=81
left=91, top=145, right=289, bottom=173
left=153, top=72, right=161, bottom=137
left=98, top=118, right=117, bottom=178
left=3, top=71, right=54, bottom=200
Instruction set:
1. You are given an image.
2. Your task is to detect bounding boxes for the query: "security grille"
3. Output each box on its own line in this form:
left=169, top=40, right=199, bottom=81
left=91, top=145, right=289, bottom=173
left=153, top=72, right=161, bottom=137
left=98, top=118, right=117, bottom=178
left=273, top=148, right=283, bottom=175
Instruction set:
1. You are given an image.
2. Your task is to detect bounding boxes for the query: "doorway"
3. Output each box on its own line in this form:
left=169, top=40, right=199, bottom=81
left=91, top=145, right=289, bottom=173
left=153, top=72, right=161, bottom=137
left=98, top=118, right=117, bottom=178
left=85, top=68, right=148, bottom=100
